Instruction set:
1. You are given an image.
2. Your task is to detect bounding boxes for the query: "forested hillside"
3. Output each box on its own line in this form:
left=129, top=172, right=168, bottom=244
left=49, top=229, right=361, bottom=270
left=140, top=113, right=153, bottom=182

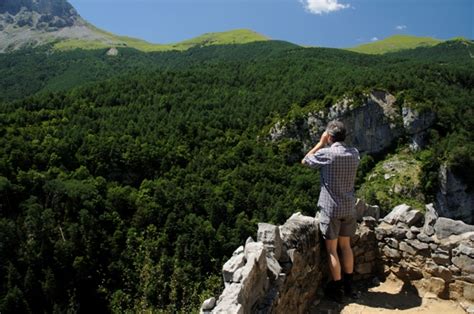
left=0, top=40, right=473, bottom=312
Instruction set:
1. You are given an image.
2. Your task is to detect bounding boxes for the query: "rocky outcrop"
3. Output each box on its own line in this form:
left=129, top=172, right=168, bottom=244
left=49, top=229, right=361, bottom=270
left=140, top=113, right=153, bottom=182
left=0, top=0, right=122, bottom=52
left=436, top=164, right=474, bottom=224
left=204, top=203, right=474, bottom=313
left=268, top=91, right=435, bottom=155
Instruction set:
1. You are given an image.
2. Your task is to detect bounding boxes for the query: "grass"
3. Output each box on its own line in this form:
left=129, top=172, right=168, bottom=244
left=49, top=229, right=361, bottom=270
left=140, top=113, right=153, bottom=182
left=53, top=27, right=269, bottom=52
left=348, top=34, right=442, bottom=55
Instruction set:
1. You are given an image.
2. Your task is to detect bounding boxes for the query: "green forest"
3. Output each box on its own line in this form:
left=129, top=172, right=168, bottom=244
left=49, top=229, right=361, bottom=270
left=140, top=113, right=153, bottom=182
left=0, top=39, right=473, bottom=313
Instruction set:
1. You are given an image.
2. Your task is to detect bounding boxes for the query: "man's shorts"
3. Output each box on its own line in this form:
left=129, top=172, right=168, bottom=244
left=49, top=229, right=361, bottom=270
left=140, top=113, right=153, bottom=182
left=319, top=213, right=357, bottom=240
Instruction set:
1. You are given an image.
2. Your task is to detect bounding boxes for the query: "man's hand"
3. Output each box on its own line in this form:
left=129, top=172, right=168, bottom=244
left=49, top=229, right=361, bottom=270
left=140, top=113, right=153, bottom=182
left=302, top=131, right=330, bottom=165
left=320, top=131, right=330, bottom=146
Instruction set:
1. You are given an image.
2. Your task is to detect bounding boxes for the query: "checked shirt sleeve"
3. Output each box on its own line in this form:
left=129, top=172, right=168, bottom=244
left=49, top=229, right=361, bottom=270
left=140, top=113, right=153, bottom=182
left=303, top=149, right=333, bottom=169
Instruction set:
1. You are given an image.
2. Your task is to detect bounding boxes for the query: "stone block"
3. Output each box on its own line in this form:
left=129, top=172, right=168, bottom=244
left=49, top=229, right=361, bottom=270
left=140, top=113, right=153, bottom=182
left=223, top=253, right=245, bottom=283
left=382, top=204, right=423, bottom=226
left=452, top=255, right=474, bottom=274
left=453, top=243, right=474, bottom=258
left=406, top=239, right=429, bottom=251
left=416, top=233, right=435, bottom=243
left=257, top=223, right=283, bottom=260
left=434, top=217, right=474, bottom=239
left=432, top=252, right=450, bottom=266
left=385, top=237, right=399, bottom=249
left=382, top=245, right=401, bottom=259
left=399, top=241, right=417, bottom=255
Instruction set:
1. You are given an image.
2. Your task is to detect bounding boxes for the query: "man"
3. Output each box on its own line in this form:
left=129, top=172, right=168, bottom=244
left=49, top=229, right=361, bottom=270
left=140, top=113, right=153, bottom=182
left=301, top=120, right=360, bottom=303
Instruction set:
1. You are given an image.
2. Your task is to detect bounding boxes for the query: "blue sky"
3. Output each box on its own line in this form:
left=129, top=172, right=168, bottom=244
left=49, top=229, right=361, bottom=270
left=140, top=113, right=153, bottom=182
left=68, top=0, right=473, bottom=48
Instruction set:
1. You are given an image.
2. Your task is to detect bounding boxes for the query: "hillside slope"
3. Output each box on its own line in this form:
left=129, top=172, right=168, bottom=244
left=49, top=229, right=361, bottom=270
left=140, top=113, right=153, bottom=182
left=0, top=0, right=269, bottom=52
left=349, top=35, right=442, bottom=54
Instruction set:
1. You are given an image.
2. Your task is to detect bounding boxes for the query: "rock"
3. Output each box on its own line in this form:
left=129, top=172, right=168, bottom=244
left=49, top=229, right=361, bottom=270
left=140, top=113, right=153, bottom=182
left=436, top=164, right=474, bottom=224
left=423, top=203, right=438, bottom=236
left=355, top=198, right=368, bottom=221
left=453, top=243, right=474, bottom=258
left=265, top=255, right=282, bottom=281
left=362, top=216, right=377, bottom=228
left=434, top=217, right=474, bottom=239
left=417, top=277, right=446, bottom=297
left=212, top=283, right=243, bottom=313
left=222, top=252, right=245, bottom=283
left=406, top=239, right=429, bottom=251
left=402, top=106, right=436, bottom=135
left=201, top=297, right=216, bottom=311
left=233, top=246, right=244, bottom=256
left=383, top=204, right=422, bottom=226
left=432, top=248, right=451, bottom=266
left=452, top=255, right=474, bottom=274
left=106, top=47, right=119, bottom=56
left=410, top=226, right=421, bottom=234
left=416, top=233, right=435, bottom=243
left=382, top=245, right=401, bottom=259
left=257, top=223, right=283, bottom=260
left=385, top=238, right=399, bottom=249
left=245, top=236, right=255, bottom=245
left=406, top=231, right=416, bottom=239
left=399, top=241, right=417, bottom=255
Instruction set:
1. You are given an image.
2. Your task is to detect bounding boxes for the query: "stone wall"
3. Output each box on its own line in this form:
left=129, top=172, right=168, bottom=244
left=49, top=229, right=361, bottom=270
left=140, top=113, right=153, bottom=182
left=201, top=202, right=474, bottom=313
left=376, top=203, right=474, bottom=301
left=201, top=211, right=379, bottom=313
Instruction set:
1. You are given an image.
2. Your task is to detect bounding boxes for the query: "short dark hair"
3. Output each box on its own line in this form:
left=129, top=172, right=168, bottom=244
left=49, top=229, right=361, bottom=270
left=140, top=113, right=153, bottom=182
left=326, top=120, right=346, bottom=142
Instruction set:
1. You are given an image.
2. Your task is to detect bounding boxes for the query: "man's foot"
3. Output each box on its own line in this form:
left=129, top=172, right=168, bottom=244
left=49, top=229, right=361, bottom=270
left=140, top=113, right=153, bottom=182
left=325, top=280, right=344, bottom=304
left=343, top=273, right=359, bottom=299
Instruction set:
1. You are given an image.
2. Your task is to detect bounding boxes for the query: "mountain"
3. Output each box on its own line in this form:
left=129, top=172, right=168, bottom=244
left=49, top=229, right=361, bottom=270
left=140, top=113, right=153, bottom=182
left=349, top=34, right=442, bottom=54
left=0, top=0, right=269, bottom=52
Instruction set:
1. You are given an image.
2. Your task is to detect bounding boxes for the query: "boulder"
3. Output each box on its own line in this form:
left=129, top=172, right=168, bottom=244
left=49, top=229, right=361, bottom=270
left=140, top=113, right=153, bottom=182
left=201, top=297, right=216, bottom=311
left=383, top=204, right=422, bottom=226
left=222, top=253, right=245, bottom=283
left=434, top=217, right=474, bottom=239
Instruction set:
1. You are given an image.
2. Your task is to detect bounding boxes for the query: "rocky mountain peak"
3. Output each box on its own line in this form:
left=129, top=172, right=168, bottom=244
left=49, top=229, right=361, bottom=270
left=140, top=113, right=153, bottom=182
left=0, top=0, right=82, bottom=32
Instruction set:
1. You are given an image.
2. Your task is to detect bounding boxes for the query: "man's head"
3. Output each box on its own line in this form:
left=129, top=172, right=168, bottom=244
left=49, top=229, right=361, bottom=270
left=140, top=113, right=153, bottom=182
left=326, top=120, right=346, bottom=143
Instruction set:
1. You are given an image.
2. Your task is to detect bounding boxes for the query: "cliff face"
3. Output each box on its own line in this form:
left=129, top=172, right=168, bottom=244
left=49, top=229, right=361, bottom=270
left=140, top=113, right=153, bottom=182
left=268, top=90, right=434, bottom=155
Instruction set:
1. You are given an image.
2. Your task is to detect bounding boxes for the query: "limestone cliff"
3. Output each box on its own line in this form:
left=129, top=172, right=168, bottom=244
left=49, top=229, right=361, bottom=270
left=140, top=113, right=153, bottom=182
left=268, top=90, right=434, bottom=155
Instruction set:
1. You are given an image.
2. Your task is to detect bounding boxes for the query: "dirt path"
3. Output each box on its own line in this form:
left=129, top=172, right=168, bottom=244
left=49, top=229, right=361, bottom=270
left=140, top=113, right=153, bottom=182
left=310, top=274, right=466, bottom=314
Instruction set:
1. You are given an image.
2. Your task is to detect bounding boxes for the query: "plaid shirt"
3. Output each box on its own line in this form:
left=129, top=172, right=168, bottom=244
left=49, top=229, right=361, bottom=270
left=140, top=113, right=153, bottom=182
left=303, top=142, right=360, bottom=218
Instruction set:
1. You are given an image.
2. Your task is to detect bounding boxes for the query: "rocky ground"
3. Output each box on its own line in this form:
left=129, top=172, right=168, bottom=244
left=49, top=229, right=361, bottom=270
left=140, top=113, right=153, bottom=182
left=310, top=274, right=467, bottom=314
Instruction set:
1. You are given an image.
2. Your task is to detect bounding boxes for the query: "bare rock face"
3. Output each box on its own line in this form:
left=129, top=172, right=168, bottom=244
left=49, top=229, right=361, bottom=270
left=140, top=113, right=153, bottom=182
left=0, top=0, right=119, bottom=52
left=268, top=91, right=436, bottom=155
left=436, top=164, right=474, bottom=224
left=0, top=0, right=81, bottom=30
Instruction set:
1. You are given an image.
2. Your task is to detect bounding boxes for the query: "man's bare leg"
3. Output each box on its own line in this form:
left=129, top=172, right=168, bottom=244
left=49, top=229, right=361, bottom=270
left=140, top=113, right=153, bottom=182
left=338, top=236, right=358, bottom=298
left=338, top=236, right=353, bottom=274
left=325, top=239, right=341, bottom=281
left=324, top=238, right=343, bottom=302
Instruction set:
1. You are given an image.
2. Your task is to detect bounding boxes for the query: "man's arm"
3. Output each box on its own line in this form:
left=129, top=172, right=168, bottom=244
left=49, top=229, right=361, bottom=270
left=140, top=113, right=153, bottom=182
left=301, top=131, right=330, bottom=165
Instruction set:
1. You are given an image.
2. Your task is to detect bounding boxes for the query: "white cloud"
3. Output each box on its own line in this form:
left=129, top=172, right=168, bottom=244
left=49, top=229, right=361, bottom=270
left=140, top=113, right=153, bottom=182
left=300, top=0, right=351, bottom=15
left=395, top=25, right=407, bottom=30
left=371, top=37, right=378, bottom=41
